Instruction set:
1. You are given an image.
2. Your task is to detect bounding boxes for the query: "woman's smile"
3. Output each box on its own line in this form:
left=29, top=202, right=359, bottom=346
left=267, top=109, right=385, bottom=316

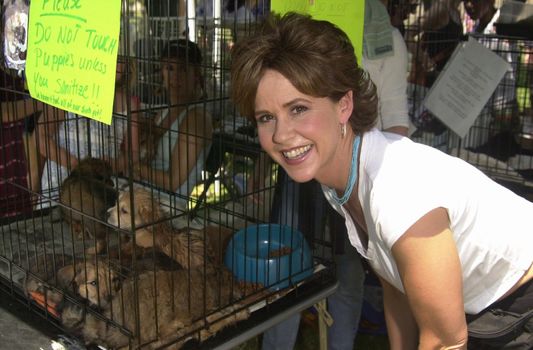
left=282, top=144, right=313, bottom=161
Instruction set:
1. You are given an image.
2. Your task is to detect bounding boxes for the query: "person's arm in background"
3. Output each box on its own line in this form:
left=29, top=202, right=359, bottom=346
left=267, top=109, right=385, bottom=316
left=135, top=108, right=213, bottom=192
left=36, top=108, right=78, bottom=170
left=113, top=95, right=141, bottom=175
left=392, top=207, right=468, bottom=349
left=366, top=28, right=410, bottom=136
left=2, top=97, right=73, bottom=170
left=1, top=98, right=44, bottom=123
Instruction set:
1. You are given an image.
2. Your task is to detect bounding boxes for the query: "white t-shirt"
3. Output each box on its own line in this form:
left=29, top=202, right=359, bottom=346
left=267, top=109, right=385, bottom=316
left=323, top=129, right=533, bottom=314
left=40, top=112, right=126, bottom=202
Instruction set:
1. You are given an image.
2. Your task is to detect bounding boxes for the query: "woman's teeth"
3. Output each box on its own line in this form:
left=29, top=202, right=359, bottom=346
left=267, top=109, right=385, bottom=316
left=283, top=145, right=311, bottom=159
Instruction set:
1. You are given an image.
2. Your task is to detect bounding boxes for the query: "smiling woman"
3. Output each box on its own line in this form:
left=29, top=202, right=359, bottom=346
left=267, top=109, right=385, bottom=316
left=253, top=69, right=354, bottom=186
left=230, top=12, right=533, bottom=350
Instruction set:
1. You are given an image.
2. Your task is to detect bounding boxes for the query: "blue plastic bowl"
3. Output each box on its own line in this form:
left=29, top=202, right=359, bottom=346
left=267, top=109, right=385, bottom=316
left=224, top=224, right=313, bottom=291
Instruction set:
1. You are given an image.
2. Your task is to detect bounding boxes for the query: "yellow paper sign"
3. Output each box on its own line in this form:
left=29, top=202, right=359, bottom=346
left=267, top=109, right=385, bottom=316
left=26, top=0, right=121, bottom=125
left=271, top=0, right=365, bottom=62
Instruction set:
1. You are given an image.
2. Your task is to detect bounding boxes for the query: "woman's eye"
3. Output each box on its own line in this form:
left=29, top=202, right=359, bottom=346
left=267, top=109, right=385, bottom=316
left=89, top=281, right=97, bottom=286
left=257, top=114, right=273, bottom=124
left=292, top=105, right=308, bottom=114
left=121, top=207, right=128, bottom=214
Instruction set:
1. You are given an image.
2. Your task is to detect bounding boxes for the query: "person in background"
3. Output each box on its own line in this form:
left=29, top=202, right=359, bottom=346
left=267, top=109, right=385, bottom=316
left=130, top=39, right=213, bottom=200
left=0, top=70, right=49, bottom=216
left=37, top=57, right=140, bottom=204
left=405, top=0, right=464, bottom=136
left=261, top=1, right=410, bottom=348
left=231, top=12, right=533, bottom=350
left=416, top=0, right=463, bottom=86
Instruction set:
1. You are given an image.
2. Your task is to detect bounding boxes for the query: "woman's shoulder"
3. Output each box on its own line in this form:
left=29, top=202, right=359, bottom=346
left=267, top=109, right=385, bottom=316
left=178, top=103, right=214, bottom=135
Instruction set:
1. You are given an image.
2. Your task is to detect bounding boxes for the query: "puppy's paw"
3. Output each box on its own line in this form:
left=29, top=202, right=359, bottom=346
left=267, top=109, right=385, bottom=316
left=61, top=302, right=85, bottom=330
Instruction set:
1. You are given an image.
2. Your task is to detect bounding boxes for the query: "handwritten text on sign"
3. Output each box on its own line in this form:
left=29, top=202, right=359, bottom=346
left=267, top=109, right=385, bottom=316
left=26, top=0, right=121, bottom=125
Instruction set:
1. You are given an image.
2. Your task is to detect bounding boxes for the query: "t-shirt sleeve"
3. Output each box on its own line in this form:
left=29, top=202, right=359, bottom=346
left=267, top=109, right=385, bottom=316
left=371, top=154, right=450, bottom=250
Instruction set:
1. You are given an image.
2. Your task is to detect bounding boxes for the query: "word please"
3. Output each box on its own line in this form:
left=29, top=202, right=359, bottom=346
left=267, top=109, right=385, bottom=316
left=42, top=0, right=82, bottom=11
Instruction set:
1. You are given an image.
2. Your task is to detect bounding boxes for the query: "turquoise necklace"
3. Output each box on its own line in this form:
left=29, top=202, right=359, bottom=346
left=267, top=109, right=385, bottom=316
left=332, top=134, right=361, bottom=206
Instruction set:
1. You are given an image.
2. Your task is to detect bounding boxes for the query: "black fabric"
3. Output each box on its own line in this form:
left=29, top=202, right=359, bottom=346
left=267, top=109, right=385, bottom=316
left=467, top=278, right=533, bottom=349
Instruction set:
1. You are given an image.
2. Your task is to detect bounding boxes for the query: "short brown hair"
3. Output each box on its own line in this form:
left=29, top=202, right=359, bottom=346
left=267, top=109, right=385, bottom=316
left=230, top=12, right=377, bottom=133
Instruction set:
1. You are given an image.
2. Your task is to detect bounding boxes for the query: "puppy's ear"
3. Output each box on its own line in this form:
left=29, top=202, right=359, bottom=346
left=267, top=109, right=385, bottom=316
left=138, top=203, right=151, bottom=226
left=56, top=264, right=78, bottom=290
left=138, top=200, right=162, bottom=226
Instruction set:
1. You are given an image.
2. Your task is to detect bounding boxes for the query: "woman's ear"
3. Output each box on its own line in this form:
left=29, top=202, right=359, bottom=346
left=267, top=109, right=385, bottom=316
left=338, top=90, right=354, bottom=124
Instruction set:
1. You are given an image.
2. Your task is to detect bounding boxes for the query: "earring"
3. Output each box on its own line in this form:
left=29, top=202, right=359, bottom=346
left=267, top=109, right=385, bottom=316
left=341, top=123, right=346, bottom=138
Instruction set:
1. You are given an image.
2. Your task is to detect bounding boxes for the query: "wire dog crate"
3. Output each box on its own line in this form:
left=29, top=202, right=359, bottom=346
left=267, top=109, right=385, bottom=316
left=0, top=1, right=337, bottom=349
left=397, top=0, right=533, bottom=200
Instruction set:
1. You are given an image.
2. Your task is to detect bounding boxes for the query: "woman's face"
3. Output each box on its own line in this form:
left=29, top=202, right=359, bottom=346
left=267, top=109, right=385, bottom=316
left=254, top=69, right=352, bottom=184
left=161, top=60, right=198, bottom=102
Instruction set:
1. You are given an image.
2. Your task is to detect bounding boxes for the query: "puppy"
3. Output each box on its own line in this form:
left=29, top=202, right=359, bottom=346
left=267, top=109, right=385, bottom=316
left=107, top=188, right=211, bottom=270
left=59, top=158, right=118, bottom=254
left=59, top=261, right=248, bottom=349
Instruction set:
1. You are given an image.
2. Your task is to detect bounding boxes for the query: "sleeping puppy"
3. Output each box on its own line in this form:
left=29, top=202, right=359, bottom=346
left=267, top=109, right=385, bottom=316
left=107, top=188, right=212, bottom=270
left=59, top=261, right=249, bottom=349
left=24, top=252, right=181, bottom=321
left=59, top=158, right=118, bottom=254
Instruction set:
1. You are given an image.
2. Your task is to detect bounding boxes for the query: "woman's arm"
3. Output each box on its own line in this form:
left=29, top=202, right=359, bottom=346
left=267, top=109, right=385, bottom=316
left=380, top=275, right=419, bottom=349
left=370, top=29, right=409, bottom=136
left=36, top=107, right=77, bottom=169
left=136, top=107, right=213, bottom=192
left=392, top=207, right=468, bottom=349
left=113, top=95, right=141, bottom=175
left=1, top=98, right=42, bottom=123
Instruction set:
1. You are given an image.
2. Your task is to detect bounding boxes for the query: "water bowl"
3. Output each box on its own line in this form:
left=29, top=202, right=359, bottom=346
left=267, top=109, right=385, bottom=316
left=224, top=224, right=313, bottom=291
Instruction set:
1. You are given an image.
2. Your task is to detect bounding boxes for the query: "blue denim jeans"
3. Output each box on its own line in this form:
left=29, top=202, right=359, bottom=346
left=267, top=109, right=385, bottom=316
left=327, top=244, right=365, bottom=350
left=262, top=173, right=302, bottom=350
left=262, top=245, right=365, bottom=350
left=261, top=313, right=302, bottom=350
left=262, top=172, right=365, bottom=350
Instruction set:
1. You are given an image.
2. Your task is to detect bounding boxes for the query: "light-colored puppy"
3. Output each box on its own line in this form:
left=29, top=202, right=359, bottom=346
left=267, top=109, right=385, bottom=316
left=60, top=261, right=248, bottom=349
left=107, top=188, right=211, bottom=269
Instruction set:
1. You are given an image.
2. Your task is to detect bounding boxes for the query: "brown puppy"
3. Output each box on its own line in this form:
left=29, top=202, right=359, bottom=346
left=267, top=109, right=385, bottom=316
left=59, top=261, right=248, bottom=349
left=59, top=158, right=117, bottom=254
left=107, top=188, right=211, bottom=270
